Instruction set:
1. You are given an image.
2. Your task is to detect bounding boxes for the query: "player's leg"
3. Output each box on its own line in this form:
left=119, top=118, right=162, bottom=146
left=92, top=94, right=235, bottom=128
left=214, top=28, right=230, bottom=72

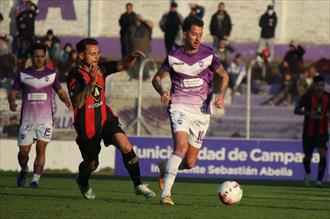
left=16, top=124, right=35, bottom=187
left=161, top=131, right=188, bottom=205
left=103, top=113, right=155, bottom=199
left=179, top=145, right=200, bottom=170
left=30, top=140, right=48, bottom=188
left=316, top=135, right=328, bottom=187
left=302, top=136, right=313, bottom=186
left=76, top=137, right=101, bottom=199
left=112, top=132, right=155, bottom=199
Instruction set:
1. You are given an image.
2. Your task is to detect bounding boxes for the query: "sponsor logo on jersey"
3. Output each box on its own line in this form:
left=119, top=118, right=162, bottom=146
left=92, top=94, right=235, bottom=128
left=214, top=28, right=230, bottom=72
left=91, top=84, right=102, bottom=102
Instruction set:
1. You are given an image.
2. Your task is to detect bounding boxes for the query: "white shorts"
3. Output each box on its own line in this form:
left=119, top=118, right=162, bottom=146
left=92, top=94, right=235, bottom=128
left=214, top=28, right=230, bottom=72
left=169, top=105, right=210, bottom=149
left=18, top=123, right=53, bottom=146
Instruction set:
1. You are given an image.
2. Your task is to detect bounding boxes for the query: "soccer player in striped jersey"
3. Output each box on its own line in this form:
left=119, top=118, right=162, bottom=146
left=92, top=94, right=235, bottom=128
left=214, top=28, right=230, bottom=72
left=67, top=38, right=155, bottom=200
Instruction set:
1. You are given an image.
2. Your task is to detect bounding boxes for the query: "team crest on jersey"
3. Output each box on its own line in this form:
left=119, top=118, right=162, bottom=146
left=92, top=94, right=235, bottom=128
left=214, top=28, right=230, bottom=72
left=91, top=84, right=102, bottom=102
left=199, top=61, right=204, bottom=68
left=45, top=76, right=49, bottom=82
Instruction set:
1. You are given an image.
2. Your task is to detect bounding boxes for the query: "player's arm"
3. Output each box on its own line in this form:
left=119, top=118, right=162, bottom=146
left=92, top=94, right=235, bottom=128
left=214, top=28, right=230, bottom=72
left=57, top=89, right=73, bottom=111
left=116, top=50, right=145, bottom=72
left=152, top=69, right=170, bottom=105
left=8, top=89, right=19, bottom=112
left=294, top=95, right=306, bottom=115
left=214, top=65, right=229, bottom=109
left=68, top=66, right=98, bottom=109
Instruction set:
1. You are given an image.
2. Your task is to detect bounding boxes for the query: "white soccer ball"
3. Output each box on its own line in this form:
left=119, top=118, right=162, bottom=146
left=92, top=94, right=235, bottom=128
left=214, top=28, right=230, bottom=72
left=217, top=181, right=243, bottom=205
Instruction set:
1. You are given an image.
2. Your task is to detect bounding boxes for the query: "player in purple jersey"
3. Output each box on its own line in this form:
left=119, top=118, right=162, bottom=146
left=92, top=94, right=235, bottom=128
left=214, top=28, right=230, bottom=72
left=8, top=43, right=72, bottom=188
left=152, top=16, right=229, bottom=205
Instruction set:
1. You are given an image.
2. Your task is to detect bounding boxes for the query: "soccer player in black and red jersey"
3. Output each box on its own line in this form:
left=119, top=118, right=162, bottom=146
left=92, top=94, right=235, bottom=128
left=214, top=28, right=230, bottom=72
left=66, top=38, right=155, bottom=199
left=294, top=75, right=329, bottom=187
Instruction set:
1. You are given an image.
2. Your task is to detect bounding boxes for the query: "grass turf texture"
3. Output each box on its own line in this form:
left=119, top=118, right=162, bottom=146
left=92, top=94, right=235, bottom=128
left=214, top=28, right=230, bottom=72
left=0, top=172, right=329, bottom=219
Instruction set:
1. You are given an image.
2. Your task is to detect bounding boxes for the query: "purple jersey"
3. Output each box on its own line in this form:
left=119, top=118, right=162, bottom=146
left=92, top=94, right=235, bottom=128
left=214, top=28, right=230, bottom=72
left=160, top=44, right=221, bottom=114
left=12, top=67, right=62, bottom=124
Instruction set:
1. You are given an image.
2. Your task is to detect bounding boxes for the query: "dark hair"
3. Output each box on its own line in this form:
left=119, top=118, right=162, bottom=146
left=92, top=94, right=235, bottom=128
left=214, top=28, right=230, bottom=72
left=76, top=38, right=98, bottom=53
left=0, top=12, right=3, bottom=22
left=219, top=2, right=225, bottom=7
left=235, top=53, right=242, bottom=59
left=182, top=16, right=204, bottom=32
left=46, top=29, right=53, bottom=35
left=30, top=43, right=46, bottom=56
left=170, top=2, right=178, bottom=8
left=313, top=75, right=325, bottom=83
left=126, top=3, right=132, bottom=7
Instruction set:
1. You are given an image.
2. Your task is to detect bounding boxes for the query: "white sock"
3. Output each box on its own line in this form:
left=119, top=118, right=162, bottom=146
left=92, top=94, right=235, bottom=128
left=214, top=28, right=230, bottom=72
left=32, top=174, right=40, bottom=183
left=161, top=154, right=183, bottom=197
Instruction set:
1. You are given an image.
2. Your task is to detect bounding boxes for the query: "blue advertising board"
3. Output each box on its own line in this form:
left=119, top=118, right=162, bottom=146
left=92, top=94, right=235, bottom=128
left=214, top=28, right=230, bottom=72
left=114, top=136, right=329, bottom=181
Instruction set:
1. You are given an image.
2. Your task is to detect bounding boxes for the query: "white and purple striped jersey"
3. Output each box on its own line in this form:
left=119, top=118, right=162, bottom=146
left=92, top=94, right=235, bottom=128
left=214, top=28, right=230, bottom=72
left=160, top=44, right=221, bottom=114
left=12, top=67, right=62, bottom=124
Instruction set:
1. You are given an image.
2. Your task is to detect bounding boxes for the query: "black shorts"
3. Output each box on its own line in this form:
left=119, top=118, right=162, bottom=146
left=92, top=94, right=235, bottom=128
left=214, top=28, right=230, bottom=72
left=303, top=134, right=329, bottom=154
left=76, top=114, right=125, bottom=162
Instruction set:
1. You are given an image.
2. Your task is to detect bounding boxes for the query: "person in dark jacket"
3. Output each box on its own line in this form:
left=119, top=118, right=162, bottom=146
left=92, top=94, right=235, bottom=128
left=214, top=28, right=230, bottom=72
left=257, top=4, right=277, bottom=61
left=283, top=40, right=305, bottom=75
left=119, top=3, right=137, bottom=57
left=159, top=2, right=183, bottom=53
left=16, top=0, right=38, bottom=42
left=209, top=2, right=232, bottom=51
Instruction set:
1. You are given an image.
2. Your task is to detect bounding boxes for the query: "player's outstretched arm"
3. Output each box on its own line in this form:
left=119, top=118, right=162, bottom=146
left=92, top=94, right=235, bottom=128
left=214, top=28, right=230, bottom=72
left=152, top=69, right=170, bottom=105
left=57, top=89, right=73, bottom=111
left=117, top=50, right=145, bottom=71
left=8, top=89, right=19, bottom=112
left=214, top=66, right=229, bottom=109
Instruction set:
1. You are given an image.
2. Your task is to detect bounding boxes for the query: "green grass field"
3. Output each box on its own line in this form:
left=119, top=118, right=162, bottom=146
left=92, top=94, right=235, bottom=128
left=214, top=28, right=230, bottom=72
left=0, top=172, right=329, bottom=219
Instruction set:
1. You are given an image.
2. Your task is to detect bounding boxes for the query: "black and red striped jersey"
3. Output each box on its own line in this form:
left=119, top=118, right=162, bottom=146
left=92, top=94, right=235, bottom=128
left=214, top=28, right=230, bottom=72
left=67, top=61, right=118, bottom=140
left=298, top=91, right=330, bottom=137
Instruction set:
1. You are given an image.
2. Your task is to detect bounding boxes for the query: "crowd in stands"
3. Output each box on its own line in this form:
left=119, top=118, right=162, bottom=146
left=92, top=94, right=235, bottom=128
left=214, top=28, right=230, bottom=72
left=0, top=1, right=329, bottom=107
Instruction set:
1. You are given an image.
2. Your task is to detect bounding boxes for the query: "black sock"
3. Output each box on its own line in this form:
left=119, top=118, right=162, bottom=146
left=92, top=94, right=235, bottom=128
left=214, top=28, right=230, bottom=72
left=78, top=161, right=92, bottom=188
left=122, top=149, right=142, bottom=187
left=303, top=156, right=311, bottom=174
left=317, top=156, right=327, bottom=181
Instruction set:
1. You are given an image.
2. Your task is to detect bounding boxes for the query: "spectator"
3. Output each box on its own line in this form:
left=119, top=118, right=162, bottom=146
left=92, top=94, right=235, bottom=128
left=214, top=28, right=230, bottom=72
left=215, top=37, right=235, bottom=69
left=159, top=2, right=183, bottom=53
left=283, top=40, right=305, bottom=76
left=0, top=13, right=13, bottom=55
left=2, top=115, right=20, bottom=138
left=16, top=0, right=39, bottom=42
left=297, top=66, right=319, bottom=97
left=59, top=49, right=78, bottom=82
left=119, top=3, right=137, bottom=57
left=257, top=4, right=277, bottom=62
left=60, top=42, right=73, bottom=62
left=251, top=48, right=271, bottom=94
left=127, top=15, right=153, bottom=80
left=267, top=72, right=294, bottom=106
left=15, top=0, right=28, bottom=16
left=187, top=3, right=205, bottom=20
left=209, top=2, right=232, bottom=51
left=16, top=36, right=32, bottom=70
left=227, top=53, right=247, bottom=96
left=42, top=29, right=61, bottom=61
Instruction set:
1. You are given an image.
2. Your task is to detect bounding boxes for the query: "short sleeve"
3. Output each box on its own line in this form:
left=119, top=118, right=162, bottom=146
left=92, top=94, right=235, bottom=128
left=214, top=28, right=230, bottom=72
left=52, top=72, right=62, bottom=92
left=210, top=53, right=221, bottom=71
left=99, top=61, right=119, bottom=77
left=12, top=72, right=22, bottom=91
left=160, top=57, right=171, bottom=73
left=66, top=69, right=86, bottom=101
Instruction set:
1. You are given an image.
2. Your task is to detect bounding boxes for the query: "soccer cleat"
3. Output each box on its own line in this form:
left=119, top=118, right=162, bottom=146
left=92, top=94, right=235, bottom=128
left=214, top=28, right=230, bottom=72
left=158, top=160, right=166, bottom=191
left=304, top=174, right=311, bottom=187
left=76, top=176, right=95, bottom=200
left=135, top=184, right=156, bottom=199
left=30, top=181, right=39, bottom=188
left=316, top=181, right=323, bottom=188
left=160, top=195, right=175, bottom=205
left=17, top=168, right=29, bottom=187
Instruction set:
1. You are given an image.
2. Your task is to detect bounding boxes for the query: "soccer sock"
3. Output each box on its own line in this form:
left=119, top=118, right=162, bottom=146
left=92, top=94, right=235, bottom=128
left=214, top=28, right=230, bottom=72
left=303, top=156, right=311, bottom=174
left=78, top=161, right=92, bottom=188
left=32, top=165, right=43, bottom=182
left=161, top=153, right=183, bottom=197
left=317, top=156, right=327, bottom=181
left=122, top=149, right=142, bottom=188
left=18, top=154, right=29, bottom=172
left=178, top=161, right=188, bottom=170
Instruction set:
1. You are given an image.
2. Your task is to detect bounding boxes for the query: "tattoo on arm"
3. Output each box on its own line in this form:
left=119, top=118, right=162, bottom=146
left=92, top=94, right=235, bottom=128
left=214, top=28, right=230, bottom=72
left=72, top=83, right=95, bottom=109
left=215, top=66, right=229, bottom=95
left=152, top=70, right=169, bottom=95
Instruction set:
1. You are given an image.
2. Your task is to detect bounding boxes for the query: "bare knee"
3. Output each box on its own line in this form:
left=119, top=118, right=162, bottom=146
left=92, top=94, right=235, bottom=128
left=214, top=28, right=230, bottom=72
left=19, top=147, right=30, bottom=157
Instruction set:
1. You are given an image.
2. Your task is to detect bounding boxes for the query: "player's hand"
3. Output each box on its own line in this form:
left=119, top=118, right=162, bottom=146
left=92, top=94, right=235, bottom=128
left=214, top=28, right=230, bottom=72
left=215, top=94, right=225, bottom=109
left=161, top=90, right=171, bottom=105
left=9, top=102, right=17, bottom=112
left=89, top=64, right=100, bottom=86
left=66, top=100, right=74, bottom=112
